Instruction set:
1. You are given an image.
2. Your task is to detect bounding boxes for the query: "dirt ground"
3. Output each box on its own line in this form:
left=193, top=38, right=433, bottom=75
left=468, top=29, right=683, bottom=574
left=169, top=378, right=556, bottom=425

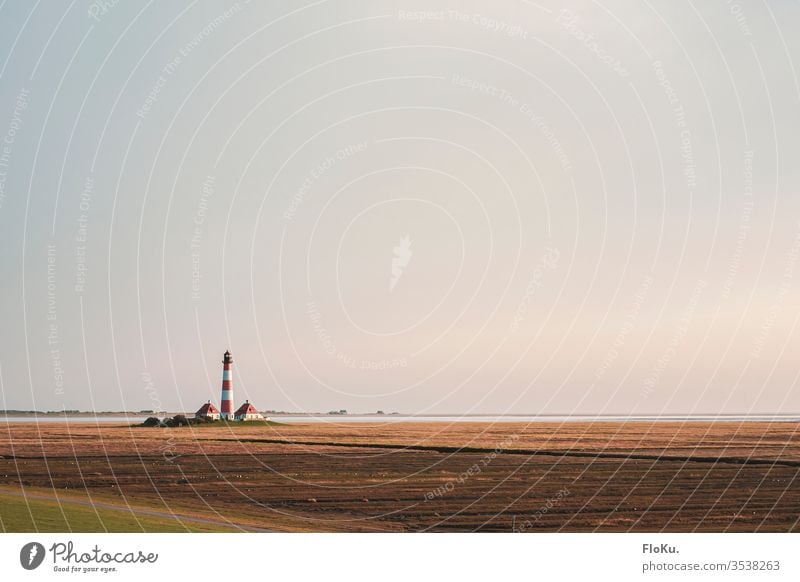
left=1, top=420, right=799, bottom=532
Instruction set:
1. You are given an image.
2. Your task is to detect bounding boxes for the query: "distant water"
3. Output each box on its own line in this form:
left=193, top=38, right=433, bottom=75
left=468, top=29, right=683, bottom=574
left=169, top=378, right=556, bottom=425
left=1, top=414, right=798, bottom=424
left=0, top=416, right=147, bottom=424
left=271, top=414, right=800, bottom=423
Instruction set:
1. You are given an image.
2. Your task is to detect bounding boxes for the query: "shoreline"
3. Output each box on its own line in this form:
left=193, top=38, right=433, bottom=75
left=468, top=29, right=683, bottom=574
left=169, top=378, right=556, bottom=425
left=1, top=413, right=799, bottom=424
left=3, top=411, right=798, bottom=416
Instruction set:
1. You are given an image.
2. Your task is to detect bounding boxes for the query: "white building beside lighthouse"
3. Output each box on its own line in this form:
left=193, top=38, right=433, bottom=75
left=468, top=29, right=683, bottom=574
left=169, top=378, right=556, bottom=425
left=234, top=400, right=264, bottom=421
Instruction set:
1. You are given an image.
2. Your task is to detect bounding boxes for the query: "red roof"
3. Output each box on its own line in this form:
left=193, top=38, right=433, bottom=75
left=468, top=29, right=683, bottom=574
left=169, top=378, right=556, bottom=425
left=196, top=402, right=220, bottom=415
left=234, top=402, right=259, bottom=416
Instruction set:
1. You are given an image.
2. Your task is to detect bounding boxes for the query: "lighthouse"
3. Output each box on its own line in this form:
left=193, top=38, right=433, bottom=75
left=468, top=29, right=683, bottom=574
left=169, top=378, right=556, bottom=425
left=220, top=350, right=234, bottom=420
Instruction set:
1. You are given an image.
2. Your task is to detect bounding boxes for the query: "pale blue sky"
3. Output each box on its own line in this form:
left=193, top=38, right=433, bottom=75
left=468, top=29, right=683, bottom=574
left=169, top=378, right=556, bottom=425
left=1, top=1, right=799, bottom=414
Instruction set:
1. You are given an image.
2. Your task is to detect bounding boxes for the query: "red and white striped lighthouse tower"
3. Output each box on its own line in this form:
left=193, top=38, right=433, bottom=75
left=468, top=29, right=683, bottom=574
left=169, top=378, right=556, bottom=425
left=220, top=350, right=234, bottom=420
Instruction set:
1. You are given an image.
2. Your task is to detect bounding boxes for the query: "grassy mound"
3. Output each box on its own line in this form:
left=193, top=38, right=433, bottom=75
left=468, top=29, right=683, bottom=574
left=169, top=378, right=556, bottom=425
left=138, top=416, right=286, bottom=428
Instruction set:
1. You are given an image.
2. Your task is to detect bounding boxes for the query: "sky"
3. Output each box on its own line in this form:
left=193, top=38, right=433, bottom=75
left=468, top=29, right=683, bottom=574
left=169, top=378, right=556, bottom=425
left=1, top=0, right=799, bottom=415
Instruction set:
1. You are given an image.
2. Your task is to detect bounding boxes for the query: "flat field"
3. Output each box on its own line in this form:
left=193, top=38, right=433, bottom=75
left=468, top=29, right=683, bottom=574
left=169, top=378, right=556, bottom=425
left=1, top=421, right=799, bottom=532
